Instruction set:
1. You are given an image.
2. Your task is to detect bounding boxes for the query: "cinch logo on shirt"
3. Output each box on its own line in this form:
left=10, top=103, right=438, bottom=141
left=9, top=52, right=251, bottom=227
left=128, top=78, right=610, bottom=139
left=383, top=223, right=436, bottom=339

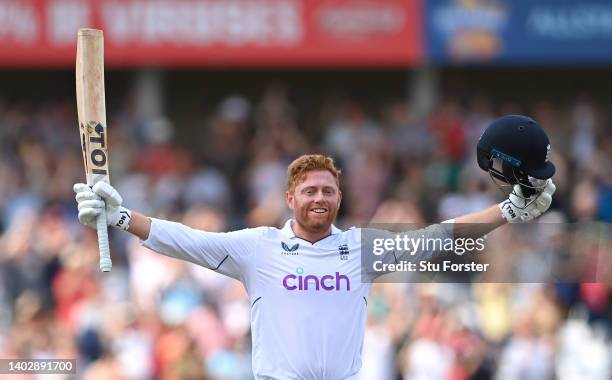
left=282, top=267, right=350, bottom=291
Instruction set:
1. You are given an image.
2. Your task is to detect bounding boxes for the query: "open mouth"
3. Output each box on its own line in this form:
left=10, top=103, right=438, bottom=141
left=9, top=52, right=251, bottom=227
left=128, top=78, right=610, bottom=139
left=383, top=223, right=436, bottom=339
left=310, top=208, right=328, bottom=214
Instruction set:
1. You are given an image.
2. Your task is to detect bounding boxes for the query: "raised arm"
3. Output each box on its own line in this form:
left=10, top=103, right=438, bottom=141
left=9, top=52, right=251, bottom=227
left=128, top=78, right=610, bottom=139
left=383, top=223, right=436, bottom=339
left=127, top=211, right=152, bottom=240
left=451, top=179, right=556, bottom=239
left=73, top=182, right=260, bottom=278
left=451, top=204, right=506, bottom=238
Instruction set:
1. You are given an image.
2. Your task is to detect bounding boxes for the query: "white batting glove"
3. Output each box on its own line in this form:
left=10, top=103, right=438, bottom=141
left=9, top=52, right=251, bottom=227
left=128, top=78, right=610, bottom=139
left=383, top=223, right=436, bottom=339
left=73, top=182, right=132, bottom=231
left=499, top=178, right=556, bottom=222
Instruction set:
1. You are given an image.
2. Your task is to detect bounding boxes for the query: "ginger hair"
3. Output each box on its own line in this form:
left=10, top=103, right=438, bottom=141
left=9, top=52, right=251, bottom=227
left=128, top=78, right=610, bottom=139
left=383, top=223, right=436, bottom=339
left=286, top=154, right=341, bottom=192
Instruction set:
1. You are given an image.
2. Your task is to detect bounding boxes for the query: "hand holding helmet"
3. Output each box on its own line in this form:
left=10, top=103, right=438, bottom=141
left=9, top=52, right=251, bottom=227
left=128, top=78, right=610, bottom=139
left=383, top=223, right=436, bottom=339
left=499, top=178, right=556, bottom=222
left=477, top=115, right=556, bottom=222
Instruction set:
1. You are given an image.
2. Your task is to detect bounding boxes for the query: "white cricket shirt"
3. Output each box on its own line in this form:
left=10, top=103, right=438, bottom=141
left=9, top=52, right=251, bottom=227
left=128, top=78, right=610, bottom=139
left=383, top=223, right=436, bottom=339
left=141, top=218, right=452, bottom=379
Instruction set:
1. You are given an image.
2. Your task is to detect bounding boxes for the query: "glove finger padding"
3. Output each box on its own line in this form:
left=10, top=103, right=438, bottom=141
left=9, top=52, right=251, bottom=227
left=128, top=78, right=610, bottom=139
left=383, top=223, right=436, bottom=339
left=92, top=182, right=123, bottom=207
left=73, top=183, right=90, bottom=194
left=543, top=179, right=556, bottom=195
left=77, top=199, right=105, bottom=212
left=78, top=208, right=100, bottom=229
left=522, top=208, right=541, bottom=221
left=502, top=179, right=556, bottom=223
left=76, top=190, right=101, bottom=203
left=78, top=207, right=100, bottom=220
left=535, top=192, right=552, bottom=209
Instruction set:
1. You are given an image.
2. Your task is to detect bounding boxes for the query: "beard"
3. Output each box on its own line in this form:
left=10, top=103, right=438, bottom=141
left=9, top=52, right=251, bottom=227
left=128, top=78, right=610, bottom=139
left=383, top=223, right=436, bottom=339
left=295, top=202, right=338, bottom=233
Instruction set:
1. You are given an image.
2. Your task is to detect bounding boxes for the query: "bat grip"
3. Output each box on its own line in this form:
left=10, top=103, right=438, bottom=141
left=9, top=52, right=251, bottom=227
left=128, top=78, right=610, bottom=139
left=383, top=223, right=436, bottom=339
left=96, top=207, right=112, bottom=272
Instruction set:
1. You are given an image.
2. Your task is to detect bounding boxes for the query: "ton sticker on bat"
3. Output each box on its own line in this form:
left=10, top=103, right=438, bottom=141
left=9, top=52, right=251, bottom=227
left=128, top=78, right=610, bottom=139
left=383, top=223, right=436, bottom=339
left=85, top=121, right=107, bottom=175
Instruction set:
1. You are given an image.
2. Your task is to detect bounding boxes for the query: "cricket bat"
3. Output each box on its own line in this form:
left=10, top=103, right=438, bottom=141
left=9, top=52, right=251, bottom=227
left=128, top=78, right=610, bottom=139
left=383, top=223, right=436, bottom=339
left=76, top=28, right=112, bottom=272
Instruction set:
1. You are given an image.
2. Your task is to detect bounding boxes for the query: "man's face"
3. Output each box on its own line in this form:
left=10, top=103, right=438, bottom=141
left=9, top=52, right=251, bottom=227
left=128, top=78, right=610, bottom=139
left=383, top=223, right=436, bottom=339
left=286, top=170, right=342, bottom=234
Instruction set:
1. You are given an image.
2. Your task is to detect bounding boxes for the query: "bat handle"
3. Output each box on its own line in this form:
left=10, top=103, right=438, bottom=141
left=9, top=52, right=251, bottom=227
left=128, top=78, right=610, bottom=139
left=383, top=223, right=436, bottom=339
left=96, top=207, right=112, bottom=272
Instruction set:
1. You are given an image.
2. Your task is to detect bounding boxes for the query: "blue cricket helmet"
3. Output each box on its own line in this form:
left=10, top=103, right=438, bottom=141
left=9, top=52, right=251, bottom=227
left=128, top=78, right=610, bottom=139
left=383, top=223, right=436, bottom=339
left=477, top=115, right=555, bottom=199
left=477, top=115, right=555, bottom=181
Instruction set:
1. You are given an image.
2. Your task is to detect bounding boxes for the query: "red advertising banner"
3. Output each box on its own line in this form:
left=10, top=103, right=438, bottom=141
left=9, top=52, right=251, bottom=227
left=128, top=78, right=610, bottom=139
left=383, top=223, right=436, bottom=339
left=0, top=0, right=422, bottom=67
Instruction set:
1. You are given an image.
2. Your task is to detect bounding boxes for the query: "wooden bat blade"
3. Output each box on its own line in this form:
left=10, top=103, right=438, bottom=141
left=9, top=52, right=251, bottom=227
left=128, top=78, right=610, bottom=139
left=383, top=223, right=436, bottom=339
left=76, top=28, right=112, bottom=272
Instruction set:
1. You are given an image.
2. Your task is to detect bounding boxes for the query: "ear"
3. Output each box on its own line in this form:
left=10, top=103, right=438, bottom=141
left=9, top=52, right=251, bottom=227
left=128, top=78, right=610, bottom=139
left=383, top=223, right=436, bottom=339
left=338, top=190, right=343, bottom=208
left=285, top=190, right=295, bottom=210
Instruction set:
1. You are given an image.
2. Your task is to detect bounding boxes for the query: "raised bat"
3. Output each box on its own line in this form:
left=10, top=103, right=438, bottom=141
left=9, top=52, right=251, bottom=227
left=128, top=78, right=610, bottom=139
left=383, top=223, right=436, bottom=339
left=76, top=28, right=112, bottom=272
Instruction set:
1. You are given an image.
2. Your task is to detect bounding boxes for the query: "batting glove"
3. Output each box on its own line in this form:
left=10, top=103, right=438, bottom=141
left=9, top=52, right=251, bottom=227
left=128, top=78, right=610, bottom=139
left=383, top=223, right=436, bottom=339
left=73, top=182, right=132, bottom=231
left=499, top=178, right=556, bottom=223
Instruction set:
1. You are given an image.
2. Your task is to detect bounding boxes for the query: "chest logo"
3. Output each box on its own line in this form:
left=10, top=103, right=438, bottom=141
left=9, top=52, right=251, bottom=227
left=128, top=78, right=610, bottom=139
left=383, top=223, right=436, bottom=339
left=283, top=268, right=351, bottom=291
left=338, top=244, right=349, bottom=260
left=281, top=242, right=300, bottom=256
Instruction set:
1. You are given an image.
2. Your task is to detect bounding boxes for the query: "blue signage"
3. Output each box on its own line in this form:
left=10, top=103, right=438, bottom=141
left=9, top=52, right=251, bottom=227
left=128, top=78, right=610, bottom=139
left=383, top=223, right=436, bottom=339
left=427, top=0, right=612, bottom=63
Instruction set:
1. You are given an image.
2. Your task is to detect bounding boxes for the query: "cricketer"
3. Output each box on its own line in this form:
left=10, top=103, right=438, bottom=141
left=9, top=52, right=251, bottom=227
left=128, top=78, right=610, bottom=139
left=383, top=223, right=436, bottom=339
left=74, top=115, right=556, bottom=379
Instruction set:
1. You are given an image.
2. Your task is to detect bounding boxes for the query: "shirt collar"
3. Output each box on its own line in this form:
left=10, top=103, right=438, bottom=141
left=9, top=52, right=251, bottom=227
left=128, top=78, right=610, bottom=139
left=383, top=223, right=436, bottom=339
left=281, top=219, right=342, bottom=240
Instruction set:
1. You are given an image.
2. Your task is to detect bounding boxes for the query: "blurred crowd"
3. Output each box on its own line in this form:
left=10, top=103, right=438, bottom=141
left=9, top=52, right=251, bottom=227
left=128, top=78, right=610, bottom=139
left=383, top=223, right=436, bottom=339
left=0, top=81, right=610, bottom=380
